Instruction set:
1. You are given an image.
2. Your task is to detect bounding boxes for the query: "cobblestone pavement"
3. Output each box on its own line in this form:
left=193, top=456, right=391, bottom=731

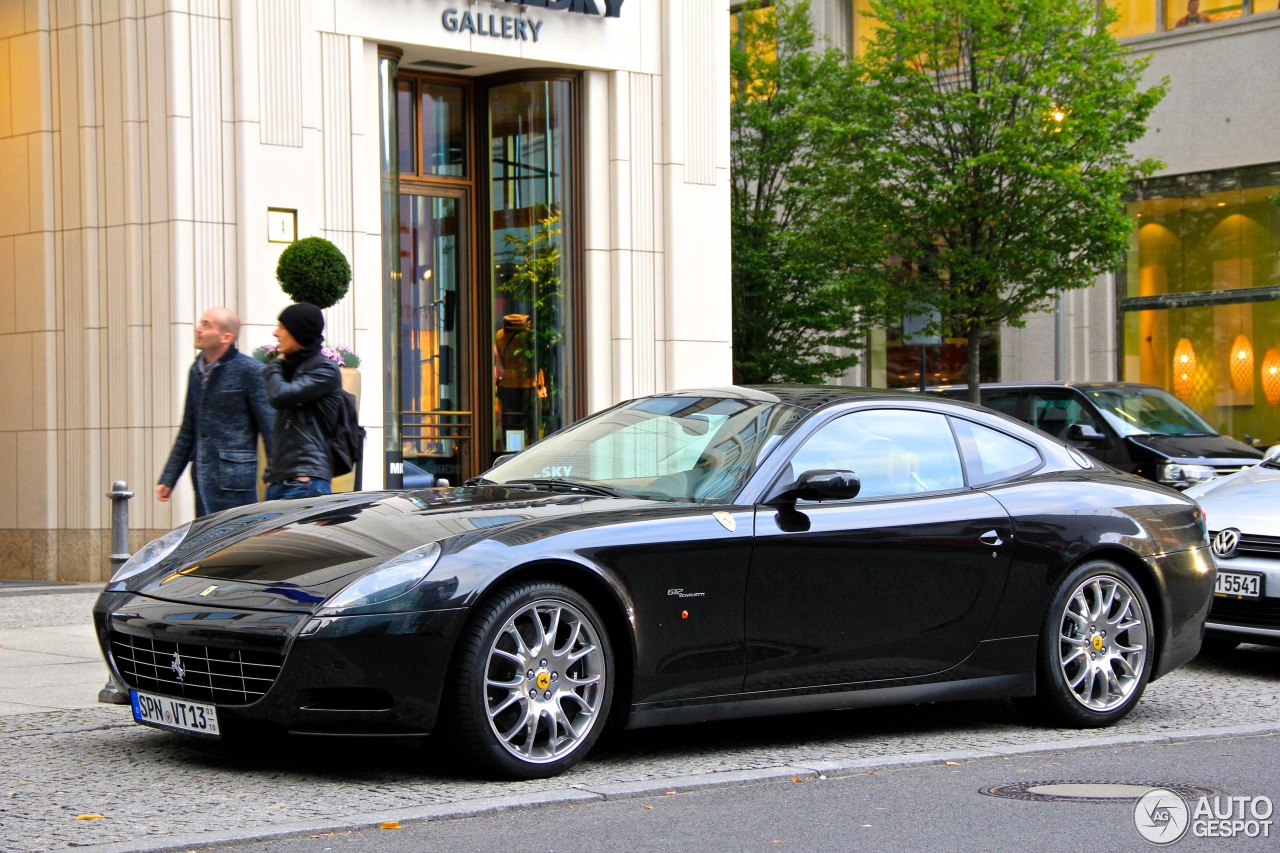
left=1, top=594, right=1278, bottom=852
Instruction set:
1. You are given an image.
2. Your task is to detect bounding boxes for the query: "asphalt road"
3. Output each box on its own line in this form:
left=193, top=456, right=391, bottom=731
left=1, top=592, right=1278, bottom=852
left=210, top=730, right=1280, bottom=853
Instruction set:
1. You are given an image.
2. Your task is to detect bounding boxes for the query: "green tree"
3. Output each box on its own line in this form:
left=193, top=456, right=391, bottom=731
left=731, top=1, right=889, bottom=384
left=846, top=0, right=1165, bottom=400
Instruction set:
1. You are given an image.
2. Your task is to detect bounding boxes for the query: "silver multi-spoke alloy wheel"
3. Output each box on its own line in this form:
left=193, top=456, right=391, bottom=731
left=483, top=597, right=607, bottom=765
left=1056, top=573, right=1149, bottom=713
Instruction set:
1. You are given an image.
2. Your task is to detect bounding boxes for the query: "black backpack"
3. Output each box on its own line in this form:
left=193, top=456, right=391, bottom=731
left=327, top=389, right=366, bottom=481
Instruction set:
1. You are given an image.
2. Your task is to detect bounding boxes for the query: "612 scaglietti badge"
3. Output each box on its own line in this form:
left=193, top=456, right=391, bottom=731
left=94, top=387, right=1215, bottom=779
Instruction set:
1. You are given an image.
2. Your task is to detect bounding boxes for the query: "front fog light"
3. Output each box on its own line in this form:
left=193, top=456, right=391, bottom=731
left=109, top=522, right=192, bottom=584
left=317, top=542, right=442, bottom=615
left=1159, top=463, right=1216, bottom=488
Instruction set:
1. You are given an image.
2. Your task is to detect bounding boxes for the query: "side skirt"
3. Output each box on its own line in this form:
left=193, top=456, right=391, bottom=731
left=625, top=673, right=1034, bottom=730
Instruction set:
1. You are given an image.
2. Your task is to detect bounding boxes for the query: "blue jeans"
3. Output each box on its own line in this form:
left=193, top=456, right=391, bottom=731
left=265, top=479, right=332, bottom=501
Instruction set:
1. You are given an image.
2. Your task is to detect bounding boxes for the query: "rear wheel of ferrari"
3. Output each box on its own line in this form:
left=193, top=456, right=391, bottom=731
left=448, top=581, right=613, bottom=779
left=1027, top=561, right=1154, bottom=728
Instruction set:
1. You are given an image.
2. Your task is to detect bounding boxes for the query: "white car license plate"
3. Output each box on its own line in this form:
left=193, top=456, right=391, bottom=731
left=130, top=690, right=220, bottom=737
left=1214, top=570, right=1263, bottom=599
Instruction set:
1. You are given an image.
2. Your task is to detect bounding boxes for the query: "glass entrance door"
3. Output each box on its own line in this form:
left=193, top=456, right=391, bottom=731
left=399, top=191, right=471, bottom=486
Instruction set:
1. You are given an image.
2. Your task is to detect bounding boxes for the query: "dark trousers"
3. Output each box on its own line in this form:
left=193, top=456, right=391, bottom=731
left=266, top=479, right=332, bottom=501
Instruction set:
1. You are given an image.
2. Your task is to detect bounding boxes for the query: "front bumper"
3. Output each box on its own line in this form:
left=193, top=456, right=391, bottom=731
left=94, top=590, right=468, bottom=735
left=1203, top=552, right=1280, bottom=646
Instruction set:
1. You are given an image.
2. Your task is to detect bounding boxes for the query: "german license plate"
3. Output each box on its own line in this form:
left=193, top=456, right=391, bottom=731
left=130, top=690, right=220, bottom=737
left=1214, top=570, right=1263, bottom=599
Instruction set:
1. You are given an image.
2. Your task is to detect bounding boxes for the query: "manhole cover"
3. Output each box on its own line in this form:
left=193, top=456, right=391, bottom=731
left=981, top=781, right=1218, bottom=803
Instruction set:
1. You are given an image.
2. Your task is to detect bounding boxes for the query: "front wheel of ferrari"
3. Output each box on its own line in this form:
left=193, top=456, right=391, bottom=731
left=1025, top=560, right=1155, bottom=728
left=447, top=581, right=614, bottom=779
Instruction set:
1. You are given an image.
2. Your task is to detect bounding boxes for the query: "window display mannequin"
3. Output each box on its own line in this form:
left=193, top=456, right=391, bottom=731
left=495, top=313, right=545, bottom=449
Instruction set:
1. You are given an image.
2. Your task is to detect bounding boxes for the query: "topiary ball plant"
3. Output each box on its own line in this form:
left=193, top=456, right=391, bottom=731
left=276, top=236, right=351, bottom=309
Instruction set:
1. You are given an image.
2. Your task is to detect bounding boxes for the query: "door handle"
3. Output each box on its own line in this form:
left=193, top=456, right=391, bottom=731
left=979, top=530, right=1004, bottom=547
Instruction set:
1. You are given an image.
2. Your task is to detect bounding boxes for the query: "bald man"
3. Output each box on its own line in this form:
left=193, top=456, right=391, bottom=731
left=157, top=307, right=275, bottom=516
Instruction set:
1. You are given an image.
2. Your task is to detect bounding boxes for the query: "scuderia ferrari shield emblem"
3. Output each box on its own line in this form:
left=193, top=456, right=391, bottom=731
left=713, top=512, right=736, bottom=532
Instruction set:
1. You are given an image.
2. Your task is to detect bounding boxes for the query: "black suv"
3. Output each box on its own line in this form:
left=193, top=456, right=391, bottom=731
left=933, top=382, right=1263, bottom=489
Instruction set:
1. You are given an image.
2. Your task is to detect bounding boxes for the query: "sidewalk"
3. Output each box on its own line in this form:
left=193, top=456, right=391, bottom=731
left=0, top=582, right=110, bottom=716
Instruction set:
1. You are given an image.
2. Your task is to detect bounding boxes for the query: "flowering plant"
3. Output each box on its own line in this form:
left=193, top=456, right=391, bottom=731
left=325, top=344, right=361, bottom=368
left=252, top=343, right=360, bottom=369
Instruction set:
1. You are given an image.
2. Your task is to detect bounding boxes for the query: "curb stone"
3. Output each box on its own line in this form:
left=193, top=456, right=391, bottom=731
left=61, top=721, right=1280, bottom=853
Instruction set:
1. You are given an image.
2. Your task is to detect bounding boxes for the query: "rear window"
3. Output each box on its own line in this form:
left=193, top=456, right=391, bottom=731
left=951, top=418, right=1043, bottom=486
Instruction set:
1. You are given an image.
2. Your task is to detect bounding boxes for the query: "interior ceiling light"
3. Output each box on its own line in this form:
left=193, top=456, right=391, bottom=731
left=1173, top=338, right=1196, bottom=401
left=1230, top=335, right=1254, bottom=395
left=1262, top=347, right=1280, bottom=405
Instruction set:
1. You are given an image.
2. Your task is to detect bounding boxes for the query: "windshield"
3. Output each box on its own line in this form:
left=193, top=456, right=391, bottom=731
left=1084, top=387, right=1217, bottom=438
left=482, top=395, right=806, bottom=501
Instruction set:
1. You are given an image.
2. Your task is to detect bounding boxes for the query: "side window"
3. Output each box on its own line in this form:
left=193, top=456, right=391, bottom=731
left=1028, top=392, right=1105, bottom=446
left=788, top=409, right=964, bottom=500
left=951, top=418, right=1043, bottom=486
left=978, top=392, right=1021, bottom=419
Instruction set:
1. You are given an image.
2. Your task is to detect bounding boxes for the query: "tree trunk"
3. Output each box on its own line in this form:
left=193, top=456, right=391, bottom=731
left=966, top=324, right=982, bottom=405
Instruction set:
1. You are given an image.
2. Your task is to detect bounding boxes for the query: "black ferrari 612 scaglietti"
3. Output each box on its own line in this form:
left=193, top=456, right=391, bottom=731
left=94, top=387, right=1215, bottom=779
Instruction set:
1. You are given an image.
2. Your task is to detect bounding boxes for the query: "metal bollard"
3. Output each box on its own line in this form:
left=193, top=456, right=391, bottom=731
left=100, top=481, right=136, bottom=706
left=107, top=481, right=135, bottom=568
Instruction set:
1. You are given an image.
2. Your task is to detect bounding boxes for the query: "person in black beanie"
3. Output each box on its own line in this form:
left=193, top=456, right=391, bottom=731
left=262, top=302, right=343, bottom=500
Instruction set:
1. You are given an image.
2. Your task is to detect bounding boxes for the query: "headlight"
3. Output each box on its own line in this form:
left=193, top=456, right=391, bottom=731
left=109, top=522, right=192, bottom=584
left=1158, top=463, right=1216, bottom=488
left=317, top=542, right=442, bottom=615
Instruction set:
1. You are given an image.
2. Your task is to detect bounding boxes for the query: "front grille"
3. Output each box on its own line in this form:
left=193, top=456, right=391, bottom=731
left=1237, top=534, right=1280, bottom=559
left=110, top=632, right=283, bottom=705
left=1209, top=597, right=1280, bottom=631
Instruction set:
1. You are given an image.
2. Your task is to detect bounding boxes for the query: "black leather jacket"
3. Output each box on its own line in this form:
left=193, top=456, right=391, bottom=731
left=262, top=351, right=342, bottom=482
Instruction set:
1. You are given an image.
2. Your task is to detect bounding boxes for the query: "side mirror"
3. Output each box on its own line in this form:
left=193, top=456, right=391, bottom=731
left=769, top=469, right=861, bottom=505
left=1067, top=423, right=1106, bottom=443
left=1264, top=445, right=1280, bottom=462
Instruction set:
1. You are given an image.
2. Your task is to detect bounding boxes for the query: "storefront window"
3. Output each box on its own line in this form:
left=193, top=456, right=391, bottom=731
left=1126, top=187, right=1280, bottom=298
left=1122, top=179, right=1280, bottom=446
left=399, top=193, right=467, bottom=485
left=397, top=80, right=414, bottom=174
left=873, top=324, right=1001, bottom=389
left=851, top=0, right=883, bottom=56
left=1110, top=0, right=1159, bottom=38
left=488, top=79, right=574, bottom=456
left=420, top=83, right=466, bottom=178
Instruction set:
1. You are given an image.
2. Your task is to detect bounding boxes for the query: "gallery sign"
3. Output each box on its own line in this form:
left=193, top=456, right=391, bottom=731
left=441, top=0, right=625, bottom=44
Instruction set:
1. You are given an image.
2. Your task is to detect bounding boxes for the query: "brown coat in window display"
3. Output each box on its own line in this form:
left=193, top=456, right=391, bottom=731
left=1174, top=0, right=1213, bottom=26
left=495, top=314, right=546, bottom=447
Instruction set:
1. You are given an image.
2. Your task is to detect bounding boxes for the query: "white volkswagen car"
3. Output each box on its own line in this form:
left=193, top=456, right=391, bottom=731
left=1185, top=450, right=1280, bottom=651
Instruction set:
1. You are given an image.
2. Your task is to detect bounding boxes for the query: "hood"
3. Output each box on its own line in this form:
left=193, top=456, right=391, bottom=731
left=1125, top=432, right=1263, bottom=464
left=1184, top=462, right=1280, bottom=533
left=134, top=487, right=660, bottom=612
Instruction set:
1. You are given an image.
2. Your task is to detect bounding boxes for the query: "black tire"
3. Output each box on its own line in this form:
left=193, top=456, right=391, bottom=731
left=1024, top=560, right=1155, bottom=728
left=446, top=581, right=614, bottom=779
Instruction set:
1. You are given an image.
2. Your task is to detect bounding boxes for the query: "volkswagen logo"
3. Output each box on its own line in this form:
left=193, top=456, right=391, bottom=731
left=170, top=652, right=186, bottom=682
left=1212, top=528, right=1241, bottom=560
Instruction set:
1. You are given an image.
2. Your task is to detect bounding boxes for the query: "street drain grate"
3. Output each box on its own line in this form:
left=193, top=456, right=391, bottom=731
left=980, top=781, right=1218, bottom=803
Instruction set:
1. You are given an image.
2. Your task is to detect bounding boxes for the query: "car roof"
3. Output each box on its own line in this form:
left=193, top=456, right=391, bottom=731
left=931, top=381, right=1164, bottom=394
left=649, top=385, right=921, bottom=412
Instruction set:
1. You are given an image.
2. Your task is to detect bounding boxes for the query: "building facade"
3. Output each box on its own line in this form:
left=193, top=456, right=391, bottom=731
left=812, top=1, right=1280, bottom=449
left=0, top=0, right=732, bottom=581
